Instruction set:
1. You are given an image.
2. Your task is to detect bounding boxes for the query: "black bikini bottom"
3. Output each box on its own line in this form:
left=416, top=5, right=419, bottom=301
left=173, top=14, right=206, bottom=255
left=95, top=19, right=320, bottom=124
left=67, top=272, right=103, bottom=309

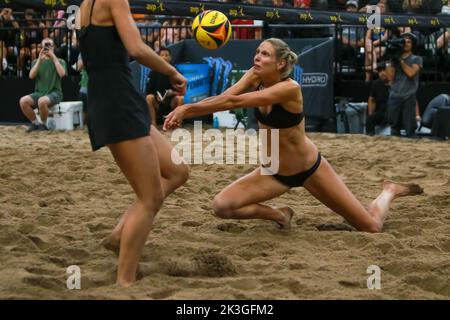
left=270, top=153, right=322, bottom=188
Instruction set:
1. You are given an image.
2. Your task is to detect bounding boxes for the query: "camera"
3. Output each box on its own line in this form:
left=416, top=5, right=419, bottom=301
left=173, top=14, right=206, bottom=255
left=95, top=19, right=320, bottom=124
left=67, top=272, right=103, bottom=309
left=384, top=37, right=405, bottom=62
left=43, top=42, right=51, bottom=51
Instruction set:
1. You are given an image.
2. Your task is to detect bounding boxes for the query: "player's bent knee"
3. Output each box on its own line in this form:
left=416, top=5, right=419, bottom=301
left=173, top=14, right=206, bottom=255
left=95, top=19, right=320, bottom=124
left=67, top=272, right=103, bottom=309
left=141, top=191, right=164, bottom=215
left=38, top=98, right=49, bottom=108
left=176, top=163, right=189, bottom=186
left=212, top=196, right=234, bottom=219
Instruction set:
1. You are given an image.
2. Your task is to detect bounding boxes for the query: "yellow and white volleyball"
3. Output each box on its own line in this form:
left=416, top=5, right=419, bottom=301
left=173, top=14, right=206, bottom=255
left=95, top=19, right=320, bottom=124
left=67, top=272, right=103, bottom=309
left=192, top=10, right=232, bottom=50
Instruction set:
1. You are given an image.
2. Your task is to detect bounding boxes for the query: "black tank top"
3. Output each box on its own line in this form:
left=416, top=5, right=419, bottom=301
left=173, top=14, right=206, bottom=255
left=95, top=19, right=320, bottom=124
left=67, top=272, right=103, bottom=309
left=78, top=0, right=130, bottom=73
left=254, top=83, right=304, bottom=129
left=77, top=0, right=151, bottom=151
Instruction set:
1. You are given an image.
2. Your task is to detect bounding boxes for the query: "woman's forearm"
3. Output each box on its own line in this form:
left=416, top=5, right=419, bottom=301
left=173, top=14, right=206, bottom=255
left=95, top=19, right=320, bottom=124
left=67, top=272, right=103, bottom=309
left=183, top=95, right=237, bottom=119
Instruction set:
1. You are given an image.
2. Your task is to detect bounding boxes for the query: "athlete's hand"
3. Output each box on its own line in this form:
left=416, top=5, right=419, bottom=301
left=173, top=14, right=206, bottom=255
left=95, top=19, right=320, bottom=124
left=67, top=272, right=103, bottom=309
left=163, top=105, right=187, bottom=131
left=169, top=71, right=187, bottom=95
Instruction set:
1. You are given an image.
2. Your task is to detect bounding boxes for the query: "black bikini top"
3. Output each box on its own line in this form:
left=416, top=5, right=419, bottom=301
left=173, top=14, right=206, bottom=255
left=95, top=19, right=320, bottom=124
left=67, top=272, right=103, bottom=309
left=254, top=83, right=304, bottom=129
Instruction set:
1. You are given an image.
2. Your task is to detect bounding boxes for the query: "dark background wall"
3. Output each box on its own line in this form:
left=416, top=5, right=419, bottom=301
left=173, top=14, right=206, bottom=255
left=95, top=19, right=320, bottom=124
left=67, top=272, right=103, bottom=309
left=0, top=77, right=79, bottom=124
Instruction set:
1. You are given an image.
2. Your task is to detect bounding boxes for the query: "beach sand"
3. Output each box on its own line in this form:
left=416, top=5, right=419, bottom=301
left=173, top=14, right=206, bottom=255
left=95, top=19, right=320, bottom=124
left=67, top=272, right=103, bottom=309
left=0, top=125, right=449, bottom=299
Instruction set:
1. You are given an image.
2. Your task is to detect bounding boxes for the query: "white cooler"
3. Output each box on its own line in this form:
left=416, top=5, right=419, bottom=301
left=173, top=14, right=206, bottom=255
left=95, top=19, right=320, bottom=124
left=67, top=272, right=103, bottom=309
left=34, top=101, right=84, bottom=130
left=51, top=101, right=84, bottom=130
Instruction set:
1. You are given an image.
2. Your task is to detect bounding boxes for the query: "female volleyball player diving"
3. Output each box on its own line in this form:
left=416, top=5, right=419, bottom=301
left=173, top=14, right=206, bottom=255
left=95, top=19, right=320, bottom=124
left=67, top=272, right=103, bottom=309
left=164, top=38, right=423, bottom=233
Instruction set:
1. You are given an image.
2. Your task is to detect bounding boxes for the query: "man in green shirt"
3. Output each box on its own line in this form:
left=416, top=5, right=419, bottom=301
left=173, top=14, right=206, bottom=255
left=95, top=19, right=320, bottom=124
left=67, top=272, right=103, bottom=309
left=19, top=37, right=66, bottom=132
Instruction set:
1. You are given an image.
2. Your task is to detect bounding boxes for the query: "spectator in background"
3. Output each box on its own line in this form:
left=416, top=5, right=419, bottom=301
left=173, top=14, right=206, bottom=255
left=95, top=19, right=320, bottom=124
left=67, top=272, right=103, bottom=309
left=179, top=18, right=193, bottom=40
left=19, top=37, right=66, bottom=132
left=314, top=0, right=330, bottom=9
left=366, top=62, right=391, bottom=135
left=364, top=1, right=389, bottom=81
left=18, top=9, right=48, bottom=77
left=402, top=0, right=444, bottom=14
left=443, top=0, right=450, bottom=13
left=437, top=0, right=450, bottom=50
left=0, top=8, right=20, bottom=74
left=136, top=15, right=161, bottom=49
left=145, top=48, right=184, bottom=126
left=359, top=0, right=377, bottom=12
left=233, top=0, right=263, bottom=40
left=384, top=0, right=403, bottom=12
left=293, top=0, right=312, bottom=7
left=157, top=20, right=181, bottom=49
left=386, top=32, right=423, bottom=137
left=327, top=0, right=348, bottom=10
left=338, top=1, right=365, bottom=61
left=50, top=10, right=67, bottom=47
left=55, top=28, right=79, bottom=75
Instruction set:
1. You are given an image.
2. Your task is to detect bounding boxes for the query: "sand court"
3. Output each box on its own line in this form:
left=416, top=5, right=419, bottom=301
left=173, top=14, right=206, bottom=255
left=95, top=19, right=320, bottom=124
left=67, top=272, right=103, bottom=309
left=0, top=125, right=449, bottom=299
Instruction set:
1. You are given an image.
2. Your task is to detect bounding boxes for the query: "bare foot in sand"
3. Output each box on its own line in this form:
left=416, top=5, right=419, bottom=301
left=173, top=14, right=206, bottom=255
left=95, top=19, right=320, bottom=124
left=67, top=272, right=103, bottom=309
left=116, top=280, right=134, bottom=288
left=276, top=207, right=295, bottom=229
left=102, top=233, right=120, bottom=255
left=383, top=180, right=424, bottom=199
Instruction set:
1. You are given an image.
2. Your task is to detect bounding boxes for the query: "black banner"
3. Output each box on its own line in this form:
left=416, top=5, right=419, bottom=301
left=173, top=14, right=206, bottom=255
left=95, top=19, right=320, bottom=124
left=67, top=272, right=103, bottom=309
left=3, top=0, right=450, bottom=28
left=297, top=38, right=334, bottom=120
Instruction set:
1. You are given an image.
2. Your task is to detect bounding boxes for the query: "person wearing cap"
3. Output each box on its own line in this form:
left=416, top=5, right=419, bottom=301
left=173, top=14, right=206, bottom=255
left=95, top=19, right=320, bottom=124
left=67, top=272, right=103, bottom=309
left=366, top=62, right=391, bottom=135
left=346, top=0, right=359, bottom=9
left=385, top=32, right=423, bottom=137
left=0, top=8, right=20, bottom=74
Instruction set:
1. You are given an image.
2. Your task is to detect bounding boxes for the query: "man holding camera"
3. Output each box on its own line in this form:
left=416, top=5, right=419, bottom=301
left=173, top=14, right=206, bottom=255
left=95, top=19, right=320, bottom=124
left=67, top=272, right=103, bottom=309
left=386, top=32, right=422, bottom=137
left=19, top=38, right=66, bottom=132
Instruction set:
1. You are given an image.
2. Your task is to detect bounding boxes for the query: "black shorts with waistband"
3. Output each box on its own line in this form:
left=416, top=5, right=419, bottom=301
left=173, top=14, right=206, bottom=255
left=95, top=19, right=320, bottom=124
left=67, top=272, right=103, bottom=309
left=271, top=153, right=322, bottom=188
